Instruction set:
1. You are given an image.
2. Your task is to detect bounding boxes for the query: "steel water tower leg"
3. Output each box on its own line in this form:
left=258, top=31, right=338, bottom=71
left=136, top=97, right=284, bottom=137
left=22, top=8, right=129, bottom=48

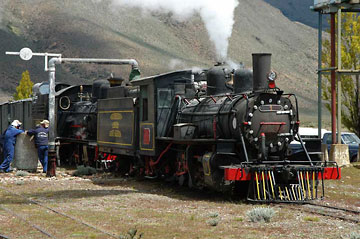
left=330, top=13, right=337, bottom=144
left=47, top=57, right=61, bottom=177
left=318, top=11, right=323, bottom=139
left=337, top=8, right=342, bottom=144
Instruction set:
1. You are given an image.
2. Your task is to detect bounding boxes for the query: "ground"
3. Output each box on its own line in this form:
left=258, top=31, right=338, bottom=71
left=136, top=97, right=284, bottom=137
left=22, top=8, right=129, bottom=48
left=0, top=165, right=359, bottom=239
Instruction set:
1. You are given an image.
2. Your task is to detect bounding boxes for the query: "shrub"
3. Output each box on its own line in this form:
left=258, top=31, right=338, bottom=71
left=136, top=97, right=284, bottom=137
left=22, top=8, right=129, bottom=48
left=15, top=171, right=29, bottom=177
left=73, top=166, right=97, bottom=176
left=207, top=219, right=219, bottom=226
left=247, top=207, right=276, bottom=223
left=350, top=232, right=360, bottom=239
left=208, top=212, right=219, bottom=218
left=15, top=180, right=25, bottom=185
left=119, top=228, right=143, bottom=239
left=206, top=212, right=220, bottom=226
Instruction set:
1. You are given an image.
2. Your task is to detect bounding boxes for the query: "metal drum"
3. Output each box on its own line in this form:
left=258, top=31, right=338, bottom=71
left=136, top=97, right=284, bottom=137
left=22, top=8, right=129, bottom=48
left=12, top=133, right=38, bottom=172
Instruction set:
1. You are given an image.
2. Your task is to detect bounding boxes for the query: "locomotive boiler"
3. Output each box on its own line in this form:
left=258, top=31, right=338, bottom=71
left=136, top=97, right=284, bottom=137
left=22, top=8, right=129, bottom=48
left=179, top=54, right=296, bottom=162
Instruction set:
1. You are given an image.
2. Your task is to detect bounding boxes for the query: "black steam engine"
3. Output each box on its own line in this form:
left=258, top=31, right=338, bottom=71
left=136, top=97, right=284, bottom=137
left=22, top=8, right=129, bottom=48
left=25, top=53, right=340, bottom=202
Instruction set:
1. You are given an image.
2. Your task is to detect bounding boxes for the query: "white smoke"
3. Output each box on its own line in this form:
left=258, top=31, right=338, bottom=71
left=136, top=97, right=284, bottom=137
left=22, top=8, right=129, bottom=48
left=226, top=59, right=243, bottom=70
left=191, top=67, right=203, bottom=74
left=110, top=0, right=239, bottom=60
left=168, top=59, right=187, bottom=70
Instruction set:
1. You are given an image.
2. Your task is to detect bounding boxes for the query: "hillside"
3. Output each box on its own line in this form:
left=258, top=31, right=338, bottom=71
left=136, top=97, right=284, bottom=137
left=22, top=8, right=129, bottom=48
left=263, top=0, right=329, bottom=29
left=0, top=0, right=324, bottom=123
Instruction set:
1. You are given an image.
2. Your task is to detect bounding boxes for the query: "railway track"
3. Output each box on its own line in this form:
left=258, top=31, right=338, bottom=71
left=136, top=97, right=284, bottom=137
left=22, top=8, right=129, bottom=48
left=0, top=185, right=118, bottom=239
left=303, top=202, right=360, bottom=223
left=0, top=204, right=56, bottom=238
left=282, top=202, right=360, bottom=224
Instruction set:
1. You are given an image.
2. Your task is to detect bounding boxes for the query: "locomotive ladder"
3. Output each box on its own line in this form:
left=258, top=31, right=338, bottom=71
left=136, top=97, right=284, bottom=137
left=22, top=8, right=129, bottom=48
left=247, top=167, right=324, bottom=202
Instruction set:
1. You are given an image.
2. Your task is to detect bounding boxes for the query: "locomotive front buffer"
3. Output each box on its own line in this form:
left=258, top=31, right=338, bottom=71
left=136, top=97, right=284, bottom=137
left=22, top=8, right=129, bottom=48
left=222, top=162, right=341, bottom=202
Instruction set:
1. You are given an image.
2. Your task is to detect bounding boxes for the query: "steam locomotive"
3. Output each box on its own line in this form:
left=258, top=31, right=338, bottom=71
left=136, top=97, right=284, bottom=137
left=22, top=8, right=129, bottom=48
left=0, top=53, right=340, bottom=202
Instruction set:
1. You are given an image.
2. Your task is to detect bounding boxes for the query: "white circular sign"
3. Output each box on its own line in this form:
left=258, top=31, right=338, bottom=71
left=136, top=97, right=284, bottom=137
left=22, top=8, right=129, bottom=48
left=19, top=48, right=33, bottom=61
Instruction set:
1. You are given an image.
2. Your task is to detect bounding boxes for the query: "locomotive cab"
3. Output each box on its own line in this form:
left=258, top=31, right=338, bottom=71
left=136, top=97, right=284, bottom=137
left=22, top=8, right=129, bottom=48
left=130, top=70, right=204, bottom=154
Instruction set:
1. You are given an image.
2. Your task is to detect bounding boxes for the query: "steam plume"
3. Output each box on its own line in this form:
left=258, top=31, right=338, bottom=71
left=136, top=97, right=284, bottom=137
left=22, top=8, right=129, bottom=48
left=111, top=0, right=239, bottom=60
left=168, top=59, right=187, bottom=70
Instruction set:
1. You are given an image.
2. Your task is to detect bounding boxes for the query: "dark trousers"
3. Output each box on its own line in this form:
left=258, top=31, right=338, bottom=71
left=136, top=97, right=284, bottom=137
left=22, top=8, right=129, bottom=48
left=0, top=144, right=14, bottom=172
left=37, top=145, right=48, bottom=173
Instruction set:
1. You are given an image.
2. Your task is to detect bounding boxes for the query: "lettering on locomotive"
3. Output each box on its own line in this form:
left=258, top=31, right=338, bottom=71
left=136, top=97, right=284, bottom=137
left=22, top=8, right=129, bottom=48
left=110, top=113, right=123, bottom=120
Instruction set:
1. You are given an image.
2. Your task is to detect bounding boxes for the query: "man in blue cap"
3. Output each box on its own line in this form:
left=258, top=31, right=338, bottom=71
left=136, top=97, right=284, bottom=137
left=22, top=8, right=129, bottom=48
left=26, top=120, right=49, bottom=173
left=0, top=120, right=24, bottom=173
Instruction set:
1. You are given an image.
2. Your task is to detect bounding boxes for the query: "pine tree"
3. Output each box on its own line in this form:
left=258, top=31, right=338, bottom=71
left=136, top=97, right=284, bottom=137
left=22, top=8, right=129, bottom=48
left=322, top=13, right=360, bottom=135
left=13, top=70, right=34, bottom=100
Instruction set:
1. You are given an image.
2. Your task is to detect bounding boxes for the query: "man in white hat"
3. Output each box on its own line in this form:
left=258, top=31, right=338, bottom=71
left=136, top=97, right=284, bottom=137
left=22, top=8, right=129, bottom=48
left=0, top=120, right=24, bottom=173
left=27, top=120, right=49, bottom=173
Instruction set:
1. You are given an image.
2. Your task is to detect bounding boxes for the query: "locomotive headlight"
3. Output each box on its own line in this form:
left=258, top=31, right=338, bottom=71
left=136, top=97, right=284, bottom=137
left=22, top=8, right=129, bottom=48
left=248, top=113, right=253, bottom=117
left=267, top=71, right=277, bottom=89
left=254, top=105, right=258, bottom=110
left=284, top=105, right=289, bottom=110
left=269, top=99, right=273, bottom=103
left=232, top=118, right=237, bottom=129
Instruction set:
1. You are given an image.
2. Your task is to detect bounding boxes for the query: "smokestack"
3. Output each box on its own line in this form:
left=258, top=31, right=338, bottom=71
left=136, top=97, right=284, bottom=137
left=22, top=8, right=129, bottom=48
left=252, top=53, right=271, bottom=92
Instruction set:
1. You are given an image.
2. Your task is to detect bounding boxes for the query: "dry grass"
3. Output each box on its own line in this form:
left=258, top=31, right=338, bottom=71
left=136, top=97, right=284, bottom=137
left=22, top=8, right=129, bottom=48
left=303, top=216, right=320, bottom=222
left=321, top=164, right=360, bottom=207
left=0, top=166, right=358, bottom=239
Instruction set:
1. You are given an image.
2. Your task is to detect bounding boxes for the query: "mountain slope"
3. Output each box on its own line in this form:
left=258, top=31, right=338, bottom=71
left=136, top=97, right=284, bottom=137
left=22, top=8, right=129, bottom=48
left=263, top=0, right=327, bottom=29
left=0, top=0, right=323, bottom=122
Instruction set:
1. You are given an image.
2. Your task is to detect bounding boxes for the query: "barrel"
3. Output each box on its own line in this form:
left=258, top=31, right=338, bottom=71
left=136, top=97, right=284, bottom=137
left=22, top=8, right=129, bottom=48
left=12, top=133, right=38, bottom=172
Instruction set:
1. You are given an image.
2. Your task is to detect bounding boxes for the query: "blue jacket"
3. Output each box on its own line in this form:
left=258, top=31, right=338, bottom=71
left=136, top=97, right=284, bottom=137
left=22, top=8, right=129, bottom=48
left=4, top=125, right=24, bottom=147
left=27, top=126, right=49, bottom=146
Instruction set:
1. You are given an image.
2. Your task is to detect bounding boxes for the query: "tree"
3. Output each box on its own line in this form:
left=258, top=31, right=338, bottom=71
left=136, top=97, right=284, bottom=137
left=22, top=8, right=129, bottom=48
left=322, top=13, right=360, bottom=135
left=13, top=70, right=34, bottom=100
